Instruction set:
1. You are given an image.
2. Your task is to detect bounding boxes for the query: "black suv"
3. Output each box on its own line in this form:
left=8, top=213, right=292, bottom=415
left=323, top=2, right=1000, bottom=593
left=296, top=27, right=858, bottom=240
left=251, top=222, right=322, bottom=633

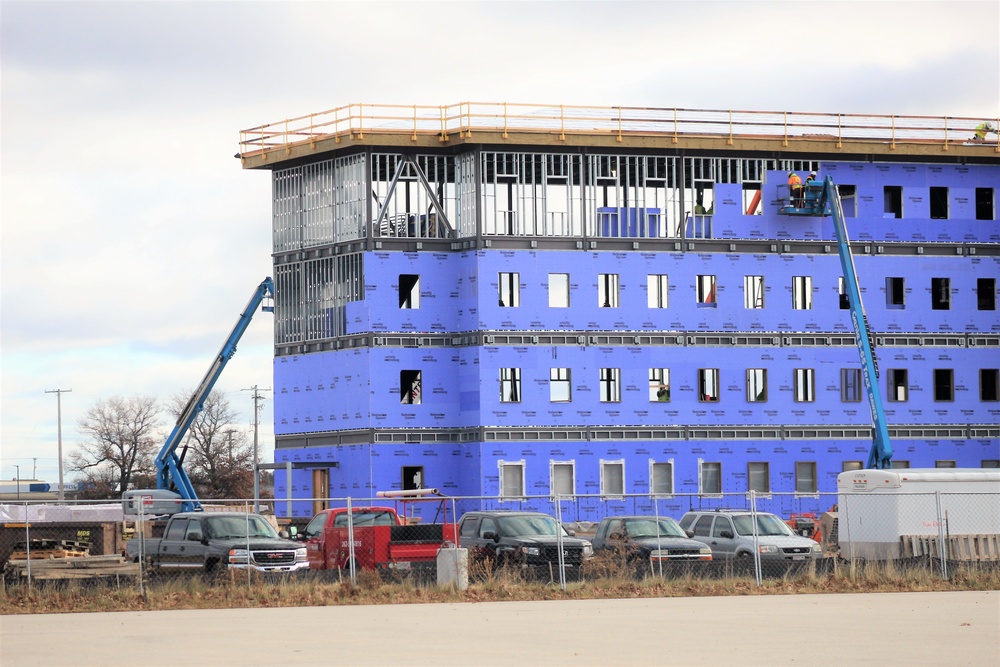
left=457, top=511, right=593, bottom=578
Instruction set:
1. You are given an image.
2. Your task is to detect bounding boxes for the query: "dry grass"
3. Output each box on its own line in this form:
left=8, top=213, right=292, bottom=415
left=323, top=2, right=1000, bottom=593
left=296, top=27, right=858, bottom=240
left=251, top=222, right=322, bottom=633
left=2, top=560, right=998, bottom=615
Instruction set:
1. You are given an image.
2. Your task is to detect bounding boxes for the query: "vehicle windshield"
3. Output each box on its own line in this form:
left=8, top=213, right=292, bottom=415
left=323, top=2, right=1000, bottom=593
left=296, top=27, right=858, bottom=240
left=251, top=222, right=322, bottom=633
left=624, top=518, right=687, bottom=539
left=497, top=515, right=565, bottom=537
left=203, top=516, right=279, bottom=539
left=732, top=514, right=795, bottom=537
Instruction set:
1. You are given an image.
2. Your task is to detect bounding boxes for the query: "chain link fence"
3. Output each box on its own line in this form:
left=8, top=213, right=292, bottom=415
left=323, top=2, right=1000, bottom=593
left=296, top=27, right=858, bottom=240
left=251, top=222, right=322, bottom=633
left=3, top=491, right=998, bottom=595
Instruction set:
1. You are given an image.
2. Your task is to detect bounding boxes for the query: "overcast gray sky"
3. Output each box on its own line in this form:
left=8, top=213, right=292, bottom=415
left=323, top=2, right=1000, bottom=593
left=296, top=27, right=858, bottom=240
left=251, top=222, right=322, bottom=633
left=2, top=0, right=998, bottom=488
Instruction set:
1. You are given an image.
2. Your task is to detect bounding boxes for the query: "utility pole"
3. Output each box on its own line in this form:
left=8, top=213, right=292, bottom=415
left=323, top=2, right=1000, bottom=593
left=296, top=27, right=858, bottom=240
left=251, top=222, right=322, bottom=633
left=45, top=389, right=72, bottom=502
left=242, top=385, right=271, bottom=511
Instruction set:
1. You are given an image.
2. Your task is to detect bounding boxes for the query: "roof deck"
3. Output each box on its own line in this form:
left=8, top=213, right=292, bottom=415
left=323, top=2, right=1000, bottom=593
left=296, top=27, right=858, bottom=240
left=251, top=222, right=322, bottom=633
left=239, top=102, right=999, bottom=169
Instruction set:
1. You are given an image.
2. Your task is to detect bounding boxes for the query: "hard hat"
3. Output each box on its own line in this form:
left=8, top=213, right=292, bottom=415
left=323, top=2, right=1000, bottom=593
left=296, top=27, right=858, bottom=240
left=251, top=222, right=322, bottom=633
left=809, top=171, right=817, bottom=177
left=787, top=171, right=793, bottom=176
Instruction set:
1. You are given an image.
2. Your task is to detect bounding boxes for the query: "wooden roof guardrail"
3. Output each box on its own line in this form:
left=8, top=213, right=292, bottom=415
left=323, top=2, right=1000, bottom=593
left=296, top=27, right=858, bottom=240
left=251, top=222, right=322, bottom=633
left=238, top=102, right=1000, bottom=163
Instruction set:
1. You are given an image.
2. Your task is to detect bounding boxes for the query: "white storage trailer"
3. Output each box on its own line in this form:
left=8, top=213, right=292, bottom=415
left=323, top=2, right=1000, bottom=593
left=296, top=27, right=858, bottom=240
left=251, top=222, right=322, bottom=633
left=836, top=469, right=1000, bottom=560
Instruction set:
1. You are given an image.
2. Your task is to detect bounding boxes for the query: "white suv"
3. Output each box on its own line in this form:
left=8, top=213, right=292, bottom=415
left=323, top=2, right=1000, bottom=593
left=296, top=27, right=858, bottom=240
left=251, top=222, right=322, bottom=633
left=678, top=510, right=823, bottom=561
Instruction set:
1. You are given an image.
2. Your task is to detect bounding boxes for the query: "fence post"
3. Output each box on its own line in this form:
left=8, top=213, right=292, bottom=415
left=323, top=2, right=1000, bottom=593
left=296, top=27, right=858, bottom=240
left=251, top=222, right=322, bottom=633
left=935, top=491, right=948, bottom=580
left=554, top=494, right=566, bottom=590
left=346, top=496, right=356, bottom=586
left=25, top=505, right=32, bottom=591
left=750, top=491, right=762, bottom=586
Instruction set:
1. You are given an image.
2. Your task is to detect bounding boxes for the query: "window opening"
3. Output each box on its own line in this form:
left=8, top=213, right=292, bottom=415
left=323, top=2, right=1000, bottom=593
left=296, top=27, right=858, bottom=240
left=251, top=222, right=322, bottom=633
left=500, top=367, right=521, bottom=403
left=400, top=370, right=422, bottom=404
left=744, top=275, right=764, bottom=309
left=838, top=277, right=850, bottom=310
left=884, top=185, right=903, bottom=218
left=599, top=273, right=620, bottom=308
left=891, top=460, right=910, bottom=469
left=746, top=368, right=767, bottom=402
left=935, top=460, right=956, bottom=469
left=550, top=368, right=572, bottom=402
left=648, top=274, right=669, bottom=308
left=978, top=278, right=996, bottom=310
left=838, top=184, right=858, bottom=217
left=981, top=369, right=999, bottom=402
left=700, top=461, right=722, bottom=495
left=698, top=368, right=720, bottom=403
left=888, top=369, right=908, bottom=402
left=792, top=276, right=813, bottom=310
left=843, top=461, right=863, bottom=472
left=933, top=369, right=954, bottom=402
left=600, top=368, right=622, bottom=402
left=650, top=461, right=674, bottom=495
left=841, top=368, right=862, bottom=402
left=696, top=274, right=717, bottom=307
left=795, top=462, right=817, bottom=494
left=886, top=277, right=905, bottom=309
left=929, top=186, right=949, bottom=219
left=649, top=368, right=670, bottom=402
left=499, top=272, right=519, bottom=307
left=499, top=461, right=525, bottom=499
left=601, top=460, right=625, bottom=497
left=399, top=274, right=420, bottom=309
left=931, top=277, right=950, bottom=310
left=402, top=465, right=424, bottom=491
left=983, top=460, right=1000, bottom=468
left=748, top=462, right=770, bottom=493
left=975, top=187, right=995, bottom=221
left=551, top=462, right=575, bottom=497
left=794, top=368, right=815, bottom=402
left=549, top=273, right=570, bottom=308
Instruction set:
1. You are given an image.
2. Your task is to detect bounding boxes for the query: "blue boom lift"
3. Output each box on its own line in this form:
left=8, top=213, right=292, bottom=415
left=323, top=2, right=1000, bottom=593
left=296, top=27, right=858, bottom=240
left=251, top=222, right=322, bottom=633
left=137, top=277, right=275, bottom=513
left=780, top=176, right=893, bottom=469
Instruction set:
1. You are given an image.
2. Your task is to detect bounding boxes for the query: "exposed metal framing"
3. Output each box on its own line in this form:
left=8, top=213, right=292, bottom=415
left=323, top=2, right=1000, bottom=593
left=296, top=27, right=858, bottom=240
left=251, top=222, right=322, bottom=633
left=274, top=423, right=999, bottom=449
left=275, top=330, right=998, bottom=355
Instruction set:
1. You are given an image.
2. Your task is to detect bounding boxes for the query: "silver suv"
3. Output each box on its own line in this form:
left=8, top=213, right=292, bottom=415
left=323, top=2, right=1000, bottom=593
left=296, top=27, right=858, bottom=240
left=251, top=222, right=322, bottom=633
left=678, top=510, right=823, bottom=561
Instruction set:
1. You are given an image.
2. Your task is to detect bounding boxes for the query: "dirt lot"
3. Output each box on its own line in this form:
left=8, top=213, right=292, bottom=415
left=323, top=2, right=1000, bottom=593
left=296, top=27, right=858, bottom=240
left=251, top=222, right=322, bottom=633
left=2, top=590, right=997, bottom=666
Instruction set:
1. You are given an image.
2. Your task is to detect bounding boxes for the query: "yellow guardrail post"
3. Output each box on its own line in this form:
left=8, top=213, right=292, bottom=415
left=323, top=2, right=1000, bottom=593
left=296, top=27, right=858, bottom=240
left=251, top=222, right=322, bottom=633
left=890, top=114, right=895, bottom=149
left=310, top=114, right=316, bottom=149
left=412, top=105, right=418, bottom=142
left=616, top=106, right=622, bottom=142
left=783, top=111, right=789, bottom=147
left=672, top=107, right=678, bottom=144
left=943, top=117, right=949, bottom=151
left=503, top=102, right=508, bottom=139
left=560, top=104, right=566, bottom=141
left=727, top=109, right=734, bottom=145
left=357, top=104, right=364, bottom=140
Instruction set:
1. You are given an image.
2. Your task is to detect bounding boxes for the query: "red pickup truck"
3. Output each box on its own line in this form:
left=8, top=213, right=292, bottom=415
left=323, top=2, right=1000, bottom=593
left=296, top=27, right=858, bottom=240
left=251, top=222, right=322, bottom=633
left=300, top=490, right=458, bottom=574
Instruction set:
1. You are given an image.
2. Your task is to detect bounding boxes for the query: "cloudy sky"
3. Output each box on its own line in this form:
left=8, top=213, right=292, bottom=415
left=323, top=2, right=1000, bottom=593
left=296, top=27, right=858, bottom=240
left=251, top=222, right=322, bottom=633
left=2, top=0, right=998, bottom=488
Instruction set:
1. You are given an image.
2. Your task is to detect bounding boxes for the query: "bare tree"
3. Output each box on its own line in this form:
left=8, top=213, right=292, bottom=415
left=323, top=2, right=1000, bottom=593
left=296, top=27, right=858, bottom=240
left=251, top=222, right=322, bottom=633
left=70, top=395, right=160, bottom=498
left=166, top=390, right=254, bottom=499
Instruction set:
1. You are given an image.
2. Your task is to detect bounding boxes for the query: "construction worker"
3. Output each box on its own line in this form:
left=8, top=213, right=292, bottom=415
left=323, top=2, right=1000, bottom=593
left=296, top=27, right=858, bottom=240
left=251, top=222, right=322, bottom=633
left=787, top=171, right=803, bottom=207
left=973, top=121, right=995, bottom=143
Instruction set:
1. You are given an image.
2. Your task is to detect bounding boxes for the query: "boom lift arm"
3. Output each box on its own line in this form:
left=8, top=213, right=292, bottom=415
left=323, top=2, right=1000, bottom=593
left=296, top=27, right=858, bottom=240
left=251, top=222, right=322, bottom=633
left=781, top=177, right=893, bottom=468
left=154, top=277, right=275, bottom=511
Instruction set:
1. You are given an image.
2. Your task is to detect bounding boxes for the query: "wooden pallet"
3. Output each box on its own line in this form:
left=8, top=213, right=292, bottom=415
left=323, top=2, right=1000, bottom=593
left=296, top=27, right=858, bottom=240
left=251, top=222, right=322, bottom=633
left=9, top=548, right=89, bottom=560
left=5, top=555, right=139, bottom=580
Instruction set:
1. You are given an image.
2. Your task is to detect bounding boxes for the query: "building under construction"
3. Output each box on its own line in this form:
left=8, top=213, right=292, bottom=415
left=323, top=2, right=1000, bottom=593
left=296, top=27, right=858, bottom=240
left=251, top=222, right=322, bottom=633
left=238, top=103, right=1000, bottom=520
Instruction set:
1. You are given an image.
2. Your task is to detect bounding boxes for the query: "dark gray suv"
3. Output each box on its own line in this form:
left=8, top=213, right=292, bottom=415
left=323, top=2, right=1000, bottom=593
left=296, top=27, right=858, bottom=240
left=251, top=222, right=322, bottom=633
left=678, top=510, right=823, bottom=561
left=457, top=511, right=594, bottom=578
